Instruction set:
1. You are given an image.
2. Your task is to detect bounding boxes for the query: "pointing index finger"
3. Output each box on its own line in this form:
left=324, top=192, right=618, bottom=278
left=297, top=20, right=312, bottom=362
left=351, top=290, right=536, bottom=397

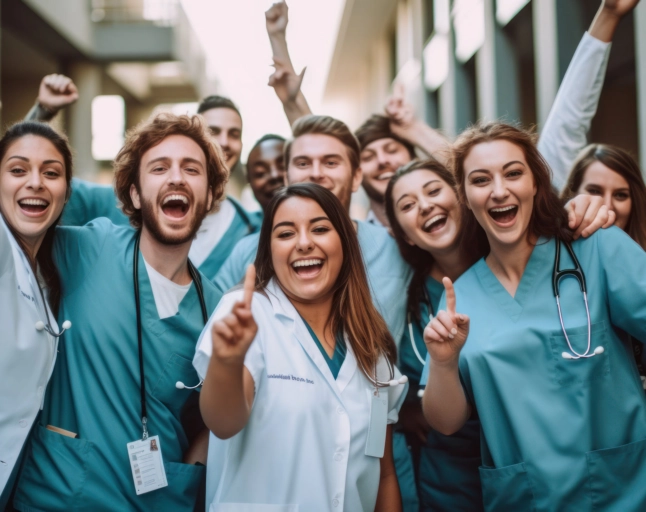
left=442, top=277, right=456, bottom=315
left=243, top=264, right=256, bottom=309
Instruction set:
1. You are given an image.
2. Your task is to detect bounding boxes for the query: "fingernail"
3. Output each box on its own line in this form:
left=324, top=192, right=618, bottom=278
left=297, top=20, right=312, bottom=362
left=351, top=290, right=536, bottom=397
left=451, top=328, right=457, bottom=335
left=448, top=334, right=454, bottom=339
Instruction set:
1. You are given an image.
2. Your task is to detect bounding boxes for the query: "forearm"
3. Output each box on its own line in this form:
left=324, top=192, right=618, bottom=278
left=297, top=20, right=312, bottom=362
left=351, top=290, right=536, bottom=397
left=375, top=426, right=401, bottom=512
left=406, top=120, right=450, bottom=164
left=24, top=102, right=57, bottom=122
left=269, top=33, right=295, bottom=72
left=589, top=5, right=623, bottom=42
left=200, top=359, right=250, bottom=439
left=422, top=361, right=470, bottom=435
left=182, top=428, right=209, bottom=465
left=283, top=94, right=312, bottom=126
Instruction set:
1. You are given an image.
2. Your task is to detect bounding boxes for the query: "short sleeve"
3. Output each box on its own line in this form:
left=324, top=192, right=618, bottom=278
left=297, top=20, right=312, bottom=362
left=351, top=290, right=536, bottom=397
left=53, top=218, right=111, bottom=295
left=193, top=289, right=266, bottom=388
left=213, top=234, right=259, bottom=294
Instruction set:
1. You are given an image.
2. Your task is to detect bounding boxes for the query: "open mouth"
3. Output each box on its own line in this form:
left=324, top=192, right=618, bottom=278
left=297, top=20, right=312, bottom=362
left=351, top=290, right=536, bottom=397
left=422, top=214, right=447, bottom=233
left=18, top=198, right=49, bottom=214
left=488, top=205, right=518, bottom=224
left=161, top=194, right=189, bottom=219
left=291, top=258, right=324, bottom=278
left=376, top=172, right=395, bottom=181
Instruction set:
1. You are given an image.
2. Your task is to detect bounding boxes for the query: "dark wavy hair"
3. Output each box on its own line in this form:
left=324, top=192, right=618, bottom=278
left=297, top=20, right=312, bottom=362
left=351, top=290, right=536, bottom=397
left=0, top=121, right=73, bottom=314
left=385, top=159, right=486, bottom=320
left=452, top=122, right=572, bottom=260
left=255, top=183, right=397, bottom=377
left=561, top=143, right=646, bottom=250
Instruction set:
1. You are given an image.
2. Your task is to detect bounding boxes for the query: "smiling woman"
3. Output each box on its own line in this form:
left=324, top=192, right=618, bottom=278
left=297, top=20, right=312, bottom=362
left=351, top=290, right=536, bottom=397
left=0, top=121, right=72, bottom=508
left=194, top=183, right=407, bottom=512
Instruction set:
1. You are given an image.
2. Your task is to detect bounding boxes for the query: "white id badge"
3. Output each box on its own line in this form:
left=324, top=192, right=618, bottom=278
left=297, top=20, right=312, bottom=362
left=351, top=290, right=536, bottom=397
left=365, top=391, right=388, bottom=458
left=127, top=435, right=168, bottom=495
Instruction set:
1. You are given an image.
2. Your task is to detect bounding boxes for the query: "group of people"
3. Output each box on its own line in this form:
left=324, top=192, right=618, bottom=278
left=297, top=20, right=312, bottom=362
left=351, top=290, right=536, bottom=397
left=2, top=0, right=646, bottom=510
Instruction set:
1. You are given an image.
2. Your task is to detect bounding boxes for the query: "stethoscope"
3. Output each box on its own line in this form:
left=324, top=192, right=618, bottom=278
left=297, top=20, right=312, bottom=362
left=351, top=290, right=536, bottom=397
left=553, top=240, right=603, bottom=360
left=358, top=358, right=409, bottom=389
left=407, top=285, right=433, bottom=398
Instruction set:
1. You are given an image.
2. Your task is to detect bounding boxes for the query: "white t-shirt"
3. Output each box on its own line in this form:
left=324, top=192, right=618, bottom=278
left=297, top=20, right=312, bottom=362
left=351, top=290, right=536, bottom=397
left=144, top=259, right=192, bottom=319
left=193, top=278, right=407, bottom=512
left=189, top=198, right=236, bottom=268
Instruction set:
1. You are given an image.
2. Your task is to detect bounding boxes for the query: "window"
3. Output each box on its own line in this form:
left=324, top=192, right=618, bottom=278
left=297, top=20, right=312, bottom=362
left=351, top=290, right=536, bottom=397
left=91, top=95, right=125, bottom=161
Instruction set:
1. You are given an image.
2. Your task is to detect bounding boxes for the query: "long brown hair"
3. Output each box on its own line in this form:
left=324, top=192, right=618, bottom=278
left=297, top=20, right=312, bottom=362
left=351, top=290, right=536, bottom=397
left=561, top=143, right=646, bottom=250
left=385, top=159, right=486, bottom=320
left=255, top=183, right=397, bottom=377
left=452, top=122, right=572, bottom=261
left=0, top=121, right=73, bottom=314
left=114, top=113, right=229, bottom=228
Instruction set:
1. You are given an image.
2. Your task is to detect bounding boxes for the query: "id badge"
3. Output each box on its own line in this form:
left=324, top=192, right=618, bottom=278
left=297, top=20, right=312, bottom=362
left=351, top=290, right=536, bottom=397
left=127, top=435, right=168, bottom=495
left=365, top=391, right=388, bottom=458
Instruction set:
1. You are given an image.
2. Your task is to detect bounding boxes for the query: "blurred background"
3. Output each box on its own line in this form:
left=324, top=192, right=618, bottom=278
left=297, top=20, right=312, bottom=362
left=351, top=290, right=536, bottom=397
left=1, top=0, right=646, bottom=210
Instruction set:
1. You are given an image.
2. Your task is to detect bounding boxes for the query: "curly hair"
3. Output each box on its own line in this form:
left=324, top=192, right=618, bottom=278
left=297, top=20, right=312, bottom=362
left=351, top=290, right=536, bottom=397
left=114, top=113, right=229, bottom=228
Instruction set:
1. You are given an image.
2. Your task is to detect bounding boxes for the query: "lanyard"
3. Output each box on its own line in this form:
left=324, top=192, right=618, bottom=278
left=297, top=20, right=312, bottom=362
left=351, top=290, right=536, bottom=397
left=133, top=231, right=208, bottom=440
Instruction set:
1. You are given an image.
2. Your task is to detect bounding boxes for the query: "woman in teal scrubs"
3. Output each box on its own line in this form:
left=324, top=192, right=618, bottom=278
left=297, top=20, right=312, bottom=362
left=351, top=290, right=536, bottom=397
left=423, top=122, right=646, bottom=511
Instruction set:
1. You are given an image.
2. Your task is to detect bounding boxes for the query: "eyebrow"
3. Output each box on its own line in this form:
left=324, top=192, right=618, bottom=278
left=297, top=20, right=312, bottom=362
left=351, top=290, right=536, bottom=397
left=468, top=160, right=526, bottom=176
left=395, top=179, right=440, bottom=206
left=146, top=156, right=204, bottom=167
left=272, top=216, right=330, bottom=232
left=293, top=154, right=343, bottom=161
left=6, top=155, right=64, bottom=166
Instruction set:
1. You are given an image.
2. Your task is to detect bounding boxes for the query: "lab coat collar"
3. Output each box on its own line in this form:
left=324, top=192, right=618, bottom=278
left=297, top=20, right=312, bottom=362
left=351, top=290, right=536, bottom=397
left=264, top=278, right=357, bottom=396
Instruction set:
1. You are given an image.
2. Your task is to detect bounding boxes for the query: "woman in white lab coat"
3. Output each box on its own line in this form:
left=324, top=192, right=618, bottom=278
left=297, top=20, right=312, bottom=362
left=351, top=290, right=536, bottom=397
left=193, top=183, right=407, bottom=511
left=0, top=122, right=72, bottom=508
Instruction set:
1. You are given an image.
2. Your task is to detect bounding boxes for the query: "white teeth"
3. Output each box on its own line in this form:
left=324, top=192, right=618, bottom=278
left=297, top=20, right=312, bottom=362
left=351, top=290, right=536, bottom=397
left=19, top=199, right=48, bottom=206
left=292, top=259, right=323, bottom=268
left=163, top=194, right=188, bottom=205
left=377, top=172, right=395, bottom=181
left=490, top=205, right=517, bottom=213
left=424, top=214, right=446, bottom=230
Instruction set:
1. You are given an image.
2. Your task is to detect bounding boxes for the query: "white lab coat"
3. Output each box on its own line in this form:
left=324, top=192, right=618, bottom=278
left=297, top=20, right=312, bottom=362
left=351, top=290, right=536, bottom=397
left=193, top=279, right=407, bottom=512
left=0, top=215, right=58, bottom=493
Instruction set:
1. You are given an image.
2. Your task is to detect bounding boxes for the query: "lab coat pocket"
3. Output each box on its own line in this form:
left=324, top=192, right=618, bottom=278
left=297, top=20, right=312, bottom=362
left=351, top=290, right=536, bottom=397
left=212, top=504, right=299, bottom=512
left=479, top=462, right=536, bottom=511
left=153, top=462, right=205, bottom=510
left=13, top=424, right=91, bottom=510
left=151, top=353, right=201, bottom=416
left=548, top=321, right=609, bottom=386
left=586, top=437, right=646, bottom=511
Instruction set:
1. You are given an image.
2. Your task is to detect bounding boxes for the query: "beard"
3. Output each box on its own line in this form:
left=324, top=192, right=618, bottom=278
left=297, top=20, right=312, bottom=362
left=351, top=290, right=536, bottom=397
left=361, top=177, right=386, bottom=203
left=140, top=190, right=209, bottom=246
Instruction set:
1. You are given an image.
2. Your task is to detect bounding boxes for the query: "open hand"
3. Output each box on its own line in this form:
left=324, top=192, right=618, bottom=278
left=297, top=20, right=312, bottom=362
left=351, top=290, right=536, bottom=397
left=265, top=1, right=289, bottom=36
left=385, top=83, right=417, bottom=142
left=423, top=277, right=470, bottom=366
left=38, top=74, right=79, bottom=112
left=566, top=194, right=615, bottom=239
left=211, top=265, right=258, bottom=365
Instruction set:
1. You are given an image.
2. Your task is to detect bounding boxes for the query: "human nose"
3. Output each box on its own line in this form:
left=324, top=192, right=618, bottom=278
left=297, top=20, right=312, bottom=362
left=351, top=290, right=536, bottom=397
left=309, top=162, right=323, bottom=181
left=295, top=228, right=314, bottom=252
left=216, top=133, right=230, bottom=150
left=269, top=164, right=284, bottom=183
left=167, top=163, right=185, bottom=185
left=491, top=175, right=509, bottom=200
left=419, top=195, right=434, bottom=213
left=26, top=168, right=44, bottom=190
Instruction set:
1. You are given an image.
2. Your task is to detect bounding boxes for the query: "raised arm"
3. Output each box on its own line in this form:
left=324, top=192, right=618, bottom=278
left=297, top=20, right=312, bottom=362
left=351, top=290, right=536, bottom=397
left=385, top=84, right=450, bottom=165
left=25, top=74, right=79, bottom=122
left=265, top=1, right=312, bottom=126
left=200, top=266, right=258, bottom=439
left=421, top=278, right=471, bottom=435
left=538, top=0, right=640, bottom=191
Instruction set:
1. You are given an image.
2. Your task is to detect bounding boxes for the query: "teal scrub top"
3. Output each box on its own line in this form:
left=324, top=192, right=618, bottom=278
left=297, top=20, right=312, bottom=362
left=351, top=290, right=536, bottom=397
left=301, top=320, right=347, bottom=380
left=426, top=228, right=646, bottom=511
left=403, top=277, right=483, bottom=511
left=61, top=178, right=130, bottom=227
left=197, top=197, right=260, bottom=281
left=13, top=219, right=221, bottom=512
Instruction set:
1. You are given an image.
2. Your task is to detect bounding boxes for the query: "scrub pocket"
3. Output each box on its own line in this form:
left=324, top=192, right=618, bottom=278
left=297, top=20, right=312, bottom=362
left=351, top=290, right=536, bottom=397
left=479, top=462, right=536, bottom=511
left=548, top=321, right=610, bottom=386
left=153, top=462, right=205, bottom=510
left=13, top=424, right=91, bottom=510
left=586, top=437, right=646, bottom=511
left=212, top=505, right=299, bottom=512
left=151, top=353, right=200, bottom=416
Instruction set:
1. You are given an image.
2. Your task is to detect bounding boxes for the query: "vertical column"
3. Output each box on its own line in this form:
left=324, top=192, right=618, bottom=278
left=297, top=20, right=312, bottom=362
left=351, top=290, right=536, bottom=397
left=635, top=2, right=646, bottom=172
left=68, top=62, right=102, bottom=179
left=532, top=0, right=558, bottom=128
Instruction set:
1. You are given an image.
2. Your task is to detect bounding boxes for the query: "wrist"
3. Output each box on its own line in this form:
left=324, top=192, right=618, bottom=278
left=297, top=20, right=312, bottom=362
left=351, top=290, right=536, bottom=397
left=268, top=31, right=287, bottom=42
left=429, top=357, right=460, bottom=372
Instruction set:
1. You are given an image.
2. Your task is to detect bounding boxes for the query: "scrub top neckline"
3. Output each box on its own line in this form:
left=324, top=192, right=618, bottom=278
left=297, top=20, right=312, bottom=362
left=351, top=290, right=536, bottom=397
left=300, top=317, right=347, bottom=380
left=474, top=237, right=550, bottom=323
